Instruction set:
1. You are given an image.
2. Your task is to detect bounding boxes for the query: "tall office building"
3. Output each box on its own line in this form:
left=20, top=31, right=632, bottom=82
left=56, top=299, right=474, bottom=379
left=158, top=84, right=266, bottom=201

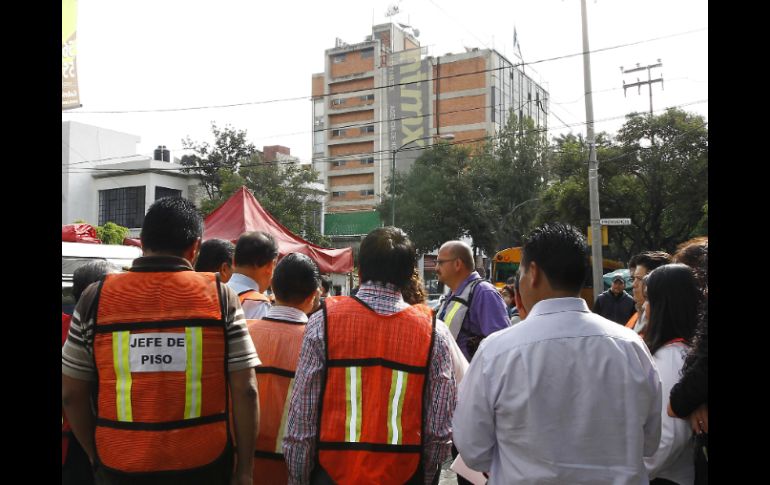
left=312, top=23, right=548, bottom=244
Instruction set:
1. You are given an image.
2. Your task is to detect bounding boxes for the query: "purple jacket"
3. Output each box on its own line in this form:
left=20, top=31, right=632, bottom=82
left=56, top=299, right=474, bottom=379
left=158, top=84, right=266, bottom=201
left=441, top=272, right=510, bottom=360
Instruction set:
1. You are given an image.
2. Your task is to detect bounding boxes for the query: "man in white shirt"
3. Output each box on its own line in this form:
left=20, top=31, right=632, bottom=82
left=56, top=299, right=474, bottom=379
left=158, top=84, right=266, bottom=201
left=227, top=231, right=278, bottom=320
left=453, top=222, right=662, bottom=485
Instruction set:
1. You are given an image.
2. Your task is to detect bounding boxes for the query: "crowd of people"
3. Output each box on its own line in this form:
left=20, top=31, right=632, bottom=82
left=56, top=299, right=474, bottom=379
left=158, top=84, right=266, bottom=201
left=62, top=196, right=708, bottom=485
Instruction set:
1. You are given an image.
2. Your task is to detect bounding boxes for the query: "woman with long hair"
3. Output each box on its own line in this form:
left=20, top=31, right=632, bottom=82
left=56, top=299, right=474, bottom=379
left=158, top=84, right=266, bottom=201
left=643, top=263, right=701, bottom=485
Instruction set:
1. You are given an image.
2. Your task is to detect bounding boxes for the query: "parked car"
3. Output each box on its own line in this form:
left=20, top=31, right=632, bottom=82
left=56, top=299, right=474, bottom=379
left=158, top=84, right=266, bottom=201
left=62, top=242, right=141, bottom=314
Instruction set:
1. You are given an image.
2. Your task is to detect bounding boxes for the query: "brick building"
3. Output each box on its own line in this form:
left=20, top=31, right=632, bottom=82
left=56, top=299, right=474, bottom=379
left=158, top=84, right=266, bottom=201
left=311, top=23, right=548, bottom=243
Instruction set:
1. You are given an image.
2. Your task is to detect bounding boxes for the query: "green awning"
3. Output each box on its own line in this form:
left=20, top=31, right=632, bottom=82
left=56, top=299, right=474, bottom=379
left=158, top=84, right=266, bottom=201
left=324, top=211, right=381, bottom=236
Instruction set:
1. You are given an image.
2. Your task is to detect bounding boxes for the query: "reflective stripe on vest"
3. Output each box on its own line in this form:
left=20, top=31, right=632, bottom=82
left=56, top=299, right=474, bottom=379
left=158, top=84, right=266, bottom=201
left=113, top=331, right=133, bottom=422
left=439, top=278, right=482, bottom=339
left=184, top=327, right=203, bottom=419
left=316, top=296, right=434, bottom=485
left=387, top=370, right=408, bottom=445
left=345, top=366, right=363, bottom=442
left=93, top=271, right=228, bottom=475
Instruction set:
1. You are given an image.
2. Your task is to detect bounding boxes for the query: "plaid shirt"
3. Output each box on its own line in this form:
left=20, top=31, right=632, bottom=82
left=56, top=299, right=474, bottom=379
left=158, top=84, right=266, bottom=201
left=283, top=282, right=457, bottom=485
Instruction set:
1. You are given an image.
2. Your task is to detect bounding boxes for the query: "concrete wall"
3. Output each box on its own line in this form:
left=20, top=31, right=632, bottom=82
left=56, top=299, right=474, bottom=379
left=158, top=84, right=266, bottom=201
left=62, top=121, right=141, bottom=225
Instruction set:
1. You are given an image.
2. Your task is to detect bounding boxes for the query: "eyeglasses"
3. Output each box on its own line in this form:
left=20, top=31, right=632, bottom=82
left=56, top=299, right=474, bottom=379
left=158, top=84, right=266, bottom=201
left=435, top=258, right=458, bottom=266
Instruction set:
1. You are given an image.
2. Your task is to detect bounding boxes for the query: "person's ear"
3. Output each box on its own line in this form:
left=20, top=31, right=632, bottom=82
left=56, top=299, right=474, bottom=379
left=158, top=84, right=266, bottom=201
left=219, top=262, right=233, bottom=282
left=528, top=261, right=541, bottom=287
left=185, top=238, right=202, bottom=266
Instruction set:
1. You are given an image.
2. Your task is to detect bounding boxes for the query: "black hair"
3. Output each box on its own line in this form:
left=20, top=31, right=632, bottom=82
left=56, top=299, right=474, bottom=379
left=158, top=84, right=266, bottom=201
left=358, top=227, right=416, bottom=290
left=195, top=239, right=235, bottom=272
left=140, top=197, right=203, bottom=255
left=320, top=275, right=332, bottom=293
left=644, top=263, right=700, bottom=355
left=271, top=253, right=320, bottom=304
left=72, top=260, right=120, bottom=302
left=634, top=250, right=672, bottom=272
left=233, top=231, right=279, bottom=267
left=521, top=223, right=587, bottom=293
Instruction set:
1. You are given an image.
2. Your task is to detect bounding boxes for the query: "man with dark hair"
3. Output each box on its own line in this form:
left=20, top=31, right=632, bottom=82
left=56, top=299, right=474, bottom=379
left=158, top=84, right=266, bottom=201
left=195, top=238, right=235, bottom=283
left=625, top=250, right=672, bottom=334
left=435, top=240, right=510, bottom=361
left=228, top=231, right=279, bottom=320
left=62, top=197, right=259, bottom=485
left=454, top=223, right=662, bottom=484
left=592, top=274, right=635, bottom=324
left=62, top=261, right=121, bottom=485
left=283, top=227, right=458, bottom=485
left=246, top=253, right=321, bottom=484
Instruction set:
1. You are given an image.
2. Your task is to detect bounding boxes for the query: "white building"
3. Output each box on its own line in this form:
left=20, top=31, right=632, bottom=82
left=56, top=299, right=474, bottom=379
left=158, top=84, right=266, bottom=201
left=62, top=121, right=202, bottom=235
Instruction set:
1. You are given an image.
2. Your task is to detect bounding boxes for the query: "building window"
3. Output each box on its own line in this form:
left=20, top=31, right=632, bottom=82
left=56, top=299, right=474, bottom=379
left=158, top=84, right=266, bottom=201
left=332, top=191, right=346, bottom=198
left=155, top=186, right=181, bottom=201
left=332, top=160, right=346, bottom=167
left=332, top=129, right=347, bottom=137
left=360, top=189, right=375, bottom=196
left=361, top=157, right=374, bottom=165
left=360, top=94, right=375, bottom=102
left=361, top=48, right=374, bottom=59
left=333, top=54, right=346, bottom=63
left=362, top=125, right=375, bottom=134
left=332, top=98, right=345, bottom=106
left=99, top=186, right=146, bottom=228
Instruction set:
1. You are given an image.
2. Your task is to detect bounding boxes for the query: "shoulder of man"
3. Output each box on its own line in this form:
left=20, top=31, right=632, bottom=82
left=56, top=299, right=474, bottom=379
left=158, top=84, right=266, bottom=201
left=217, top=279, right=243, bottom=324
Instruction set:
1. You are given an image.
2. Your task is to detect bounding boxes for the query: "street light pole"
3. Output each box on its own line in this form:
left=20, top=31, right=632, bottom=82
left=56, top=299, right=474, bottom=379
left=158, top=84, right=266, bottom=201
left=391, top=133, right=455, bottom=226
left=580, top=0, right=604, bottom=302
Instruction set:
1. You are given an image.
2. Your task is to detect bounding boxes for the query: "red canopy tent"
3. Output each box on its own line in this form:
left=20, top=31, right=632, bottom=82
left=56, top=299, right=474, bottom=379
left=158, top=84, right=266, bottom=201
left=62, top=223, right=101, bottom=244
left=202, top=187, right=353, bottom=274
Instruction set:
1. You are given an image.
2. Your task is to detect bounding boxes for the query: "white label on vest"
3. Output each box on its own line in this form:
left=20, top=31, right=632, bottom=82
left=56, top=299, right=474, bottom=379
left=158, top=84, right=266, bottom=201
left=128, top=332, right=187, bottom=372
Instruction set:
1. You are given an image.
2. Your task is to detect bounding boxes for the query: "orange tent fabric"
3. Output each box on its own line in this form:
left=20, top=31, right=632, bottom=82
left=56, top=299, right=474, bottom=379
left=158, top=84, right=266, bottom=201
left=203, top=187, right=353, bottom=274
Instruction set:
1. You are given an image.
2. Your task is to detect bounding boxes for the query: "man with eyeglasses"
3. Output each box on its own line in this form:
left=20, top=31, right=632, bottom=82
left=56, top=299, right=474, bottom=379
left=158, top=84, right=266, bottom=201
left=625, top=251, right=672, bottom=335
left=435, top=240, right=510, bottom=362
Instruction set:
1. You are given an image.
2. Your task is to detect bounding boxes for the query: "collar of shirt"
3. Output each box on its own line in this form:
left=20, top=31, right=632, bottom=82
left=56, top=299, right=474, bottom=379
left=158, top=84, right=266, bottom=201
left=528, top=297, right=590, bottom=318
left=264, top=305, right=308, bottom=324
left=356, top=281, right=409, bottom=315
left=452, top=271, right=481, bottom=297
left=130, top=255, right=193, bottom=272
left=227, top=272, right=260, bottom=295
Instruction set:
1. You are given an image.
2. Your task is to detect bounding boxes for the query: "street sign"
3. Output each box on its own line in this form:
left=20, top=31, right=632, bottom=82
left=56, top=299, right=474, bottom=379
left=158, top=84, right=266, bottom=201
left=600, top=218, right=631, bottom=226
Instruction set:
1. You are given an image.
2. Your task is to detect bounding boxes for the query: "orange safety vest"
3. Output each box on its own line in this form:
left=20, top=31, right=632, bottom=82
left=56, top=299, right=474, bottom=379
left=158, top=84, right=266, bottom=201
left=239, top=289, right=270, bottom=305
left=625, top=312, right=647, bottom=338
left=313, top=296, right=435, bottom=485
left=247, top=316, right=307, bottom=485
left=625, top=312, right=638, bottom=330
left=92, top=270, right=230, bottom=476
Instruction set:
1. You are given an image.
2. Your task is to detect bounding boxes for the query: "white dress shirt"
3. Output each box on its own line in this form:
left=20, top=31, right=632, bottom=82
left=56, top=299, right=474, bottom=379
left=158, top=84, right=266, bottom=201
left=453, top=297, right=662, bottom=485
left=227, top=272, right=271, bottom=320
left=645, top=342, right=694, bottom=484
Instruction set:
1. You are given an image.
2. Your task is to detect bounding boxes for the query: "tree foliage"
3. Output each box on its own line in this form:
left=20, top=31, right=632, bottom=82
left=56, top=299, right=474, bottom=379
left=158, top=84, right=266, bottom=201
left=378, top=113, right=548, bottom=256
left=181, top=123, right=257, bottom=200
left=536, top=108, right=708, bottom=260
left=184, top=124, right=330, bottom=247
left=96, top=222, right=130, bottom=245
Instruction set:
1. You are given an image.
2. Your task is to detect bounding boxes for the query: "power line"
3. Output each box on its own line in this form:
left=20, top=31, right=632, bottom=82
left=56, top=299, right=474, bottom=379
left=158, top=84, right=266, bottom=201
left=63, top=99, right=707, bottom=173
left=63, top=28, right=706, bottom=115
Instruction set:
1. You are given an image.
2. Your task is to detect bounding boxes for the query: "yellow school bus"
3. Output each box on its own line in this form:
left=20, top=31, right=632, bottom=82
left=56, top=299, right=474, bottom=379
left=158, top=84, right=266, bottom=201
left=491, top=247, right=624, bottom=307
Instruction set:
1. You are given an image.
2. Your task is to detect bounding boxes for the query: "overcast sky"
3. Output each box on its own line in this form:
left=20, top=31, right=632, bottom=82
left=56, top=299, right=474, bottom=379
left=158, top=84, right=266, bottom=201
left=61, top=0, right=707, bottom=163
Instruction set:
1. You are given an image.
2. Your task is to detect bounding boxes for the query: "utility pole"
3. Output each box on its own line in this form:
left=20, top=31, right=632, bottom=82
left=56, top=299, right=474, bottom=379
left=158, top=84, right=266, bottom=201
left=621, top=61, right=664, bottom=116
left=580, top=0, right=604, bottom=303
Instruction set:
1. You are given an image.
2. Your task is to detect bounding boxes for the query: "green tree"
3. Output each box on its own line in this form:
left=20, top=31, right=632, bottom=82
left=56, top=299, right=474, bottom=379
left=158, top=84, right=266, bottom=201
left=96, top=222, right=130, bottom=245
left=466, top=114, right=548, bottom=254
left=537, top=108, right=708, bottom=259
left=181, top=123, right=257, bottom=200
left=238, top=156, right=330, bottom=247
left=377, top=142, right=473, bottom=254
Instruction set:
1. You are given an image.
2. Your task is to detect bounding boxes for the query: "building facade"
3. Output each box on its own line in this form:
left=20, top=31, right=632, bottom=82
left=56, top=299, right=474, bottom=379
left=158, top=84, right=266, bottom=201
left=312, top=23, right=548, bottom=241
left=62, top=121, right=202, bottom=235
